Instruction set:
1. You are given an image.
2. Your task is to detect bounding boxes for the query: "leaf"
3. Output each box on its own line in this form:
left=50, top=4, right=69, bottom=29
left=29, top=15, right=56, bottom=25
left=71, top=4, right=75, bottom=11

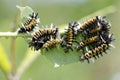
left=41, top=5, right=116, bottom=67
left=0, top=43, right=11, bottom=74
left=16, top=5, right=33, bottom=18
left=41, top=46, right=83, bottom=67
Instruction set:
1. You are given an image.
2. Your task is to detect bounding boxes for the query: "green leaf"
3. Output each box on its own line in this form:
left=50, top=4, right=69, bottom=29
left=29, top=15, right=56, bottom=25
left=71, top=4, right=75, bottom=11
left=41, top=45, right=82, bottom=67
left=16, top=5, right=33, bottom=18
left=41, top=5, right=116, bottom=67
left=0, top=43, right=11, bottom=74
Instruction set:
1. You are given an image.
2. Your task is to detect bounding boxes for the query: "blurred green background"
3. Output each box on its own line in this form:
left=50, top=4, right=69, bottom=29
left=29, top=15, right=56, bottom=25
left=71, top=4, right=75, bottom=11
left=0, top=0, right=120, bottom=80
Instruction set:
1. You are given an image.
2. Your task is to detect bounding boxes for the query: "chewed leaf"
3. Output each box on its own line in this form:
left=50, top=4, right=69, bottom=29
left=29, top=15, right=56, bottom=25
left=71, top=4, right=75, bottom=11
left=0, top=43, right=11, bottom=74
left=16, top=5, right=33, bottom=18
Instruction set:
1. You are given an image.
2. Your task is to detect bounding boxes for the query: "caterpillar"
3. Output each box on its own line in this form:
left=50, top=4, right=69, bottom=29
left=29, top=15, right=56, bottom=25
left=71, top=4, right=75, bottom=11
left=78, top=16, right=99, bottom=32
left=43, top=39, right=61, bottom=51
left=18, top=12, right=40, bottom=33
left=80, top=43, right=109, bottom=63
left=91, top=16, right=110, bottom=33
left=76, top=36, right=99, bottom=51
left=29, top=28, right=58, bottom=50
left=80, top=33, right=114, bottom=63
left=60, top=22, right=79, bottom=52
left=32, top=28, right=58, bottom=41
left=78, top=16, right=110, bottom=35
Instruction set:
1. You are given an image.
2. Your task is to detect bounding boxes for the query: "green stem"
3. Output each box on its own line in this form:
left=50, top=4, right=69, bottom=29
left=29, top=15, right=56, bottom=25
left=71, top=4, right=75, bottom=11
left=10, top=0, right=28, bottom=77
left=10, top=4, right=20, bottom=77
left=0, top=32, right=31, bottom=37
left=10, top=40, right=16, bottom=76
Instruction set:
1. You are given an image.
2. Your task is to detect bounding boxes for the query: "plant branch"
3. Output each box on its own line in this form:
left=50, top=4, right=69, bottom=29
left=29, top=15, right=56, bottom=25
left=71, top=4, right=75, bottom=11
left=10, top=0, right=27, bottom=76
left=0, top=32, right=31, bottom=37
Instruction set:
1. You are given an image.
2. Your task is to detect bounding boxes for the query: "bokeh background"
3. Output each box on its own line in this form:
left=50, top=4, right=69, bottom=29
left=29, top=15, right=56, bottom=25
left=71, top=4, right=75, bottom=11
left=0, top=0, right=120, bottom=80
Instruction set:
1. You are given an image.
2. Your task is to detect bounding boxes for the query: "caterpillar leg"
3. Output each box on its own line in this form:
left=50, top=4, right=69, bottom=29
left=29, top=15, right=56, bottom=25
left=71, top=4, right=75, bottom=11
left=64, top=44, right=73, bottom=53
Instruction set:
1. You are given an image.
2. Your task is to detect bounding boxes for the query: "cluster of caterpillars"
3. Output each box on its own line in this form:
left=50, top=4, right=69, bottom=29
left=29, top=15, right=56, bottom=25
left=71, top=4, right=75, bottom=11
left=17, top=12, right=115, bottom=63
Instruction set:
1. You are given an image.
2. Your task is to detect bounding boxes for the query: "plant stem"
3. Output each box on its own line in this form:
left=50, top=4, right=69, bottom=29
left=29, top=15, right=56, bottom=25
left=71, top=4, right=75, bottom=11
left=10, top=5, right=21, bottom=76
left=10, top=39, right=16, bottom=76
left=0, top=32, right=31, bottom=37
left=10, top=0, right=28, bottom=78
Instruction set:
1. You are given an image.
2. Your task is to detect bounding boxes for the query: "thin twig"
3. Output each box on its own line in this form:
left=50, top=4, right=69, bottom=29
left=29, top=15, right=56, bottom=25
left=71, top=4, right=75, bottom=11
left=9, top=0, right=28, bottom=79
left=10, top=0, right=22, bottom=76
left=0, top=32, right=31, bottom=37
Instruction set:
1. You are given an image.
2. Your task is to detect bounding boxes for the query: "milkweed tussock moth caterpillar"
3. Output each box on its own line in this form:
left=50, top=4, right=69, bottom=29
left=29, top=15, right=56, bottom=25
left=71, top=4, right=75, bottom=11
left=18, top=12, right=40, bottom=33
